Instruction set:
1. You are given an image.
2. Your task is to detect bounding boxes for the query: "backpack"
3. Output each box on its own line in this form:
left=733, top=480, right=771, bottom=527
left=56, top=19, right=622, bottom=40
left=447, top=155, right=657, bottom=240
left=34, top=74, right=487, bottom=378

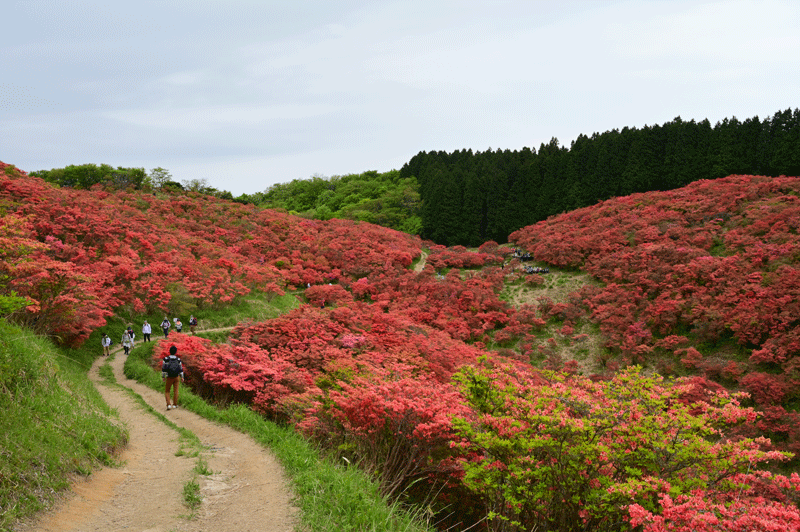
left=163, top=356, right=182, bottom=378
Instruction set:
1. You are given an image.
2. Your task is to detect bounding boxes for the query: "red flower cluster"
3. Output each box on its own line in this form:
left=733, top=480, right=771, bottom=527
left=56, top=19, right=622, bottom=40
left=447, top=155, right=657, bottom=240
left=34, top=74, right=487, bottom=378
left=0, top=163, right=421, bottom=344
left=511, top=174, right=800, bottom=454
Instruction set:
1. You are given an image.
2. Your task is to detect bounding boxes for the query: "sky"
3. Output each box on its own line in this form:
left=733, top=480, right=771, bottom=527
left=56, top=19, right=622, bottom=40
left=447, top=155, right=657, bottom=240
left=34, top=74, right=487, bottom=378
left=2, top=0, right=799, bottom=196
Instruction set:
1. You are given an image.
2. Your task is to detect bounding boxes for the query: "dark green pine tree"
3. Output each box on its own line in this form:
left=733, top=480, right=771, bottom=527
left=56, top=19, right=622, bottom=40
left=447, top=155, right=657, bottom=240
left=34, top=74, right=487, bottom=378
left=710, top=116, right=744, bottom=178
left=535, top=138, right=569, bottom=219
left=565, top=133, right=599, bottom=209
left=768, top=108, right=800, bottom=177
left=456, top=150, right=485, bottom=246
left=481, top=149, right=508, bottom=244
left=419, top=158, right=465, bottom=246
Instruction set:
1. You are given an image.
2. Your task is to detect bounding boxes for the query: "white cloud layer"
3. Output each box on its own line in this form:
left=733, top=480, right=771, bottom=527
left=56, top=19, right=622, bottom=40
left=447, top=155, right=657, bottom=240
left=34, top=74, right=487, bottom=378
left=2, top=0, right=799, bottom=195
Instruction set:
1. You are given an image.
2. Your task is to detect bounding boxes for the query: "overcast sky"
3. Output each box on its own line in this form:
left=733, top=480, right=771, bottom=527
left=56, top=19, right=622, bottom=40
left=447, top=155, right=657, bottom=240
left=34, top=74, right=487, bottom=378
left=2, top=0, right=799, bottom=196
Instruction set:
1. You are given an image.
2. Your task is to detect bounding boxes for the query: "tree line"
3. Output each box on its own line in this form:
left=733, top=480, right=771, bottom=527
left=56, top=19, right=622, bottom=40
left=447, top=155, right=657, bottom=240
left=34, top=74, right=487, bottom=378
left=246, top=169, right=422, bottom=235
left=401, top=108, right=800, bottom=246
left=30, top=163, right=149, bottom=190
left=29, top=164, right=235, bottom=199
left=26, top=108, right=799, bottom=246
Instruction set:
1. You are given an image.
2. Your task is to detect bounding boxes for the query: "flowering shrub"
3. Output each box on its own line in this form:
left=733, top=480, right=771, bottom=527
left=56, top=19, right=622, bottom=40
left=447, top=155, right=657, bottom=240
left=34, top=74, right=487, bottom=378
left=425, top=243, right=503, bottom=269
left=510, top=174, right=800, bottom=453
left=453, top=361, right=799, bottom=532
left=0, top=162, right=423, bottom=344
left=298, top=373, right=473, bottom=497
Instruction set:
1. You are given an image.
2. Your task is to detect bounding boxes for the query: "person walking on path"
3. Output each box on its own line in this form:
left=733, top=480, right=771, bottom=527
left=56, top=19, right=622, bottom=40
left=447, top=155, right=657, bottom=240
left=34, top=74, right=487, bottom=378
left=160, top=316, right=170, bottom=338
left=142, top=320, right=152, bottom=342
left=101, top=333, right=111, bottom=356
left=121, top=330, right=134, bottom=356
left=189, top=315, right=197, bottom=334
left=176, top=318, right=183, bottom=333
left=161, top=345, right=184, bottom=410
left=127, top=326, right=136, bottom=347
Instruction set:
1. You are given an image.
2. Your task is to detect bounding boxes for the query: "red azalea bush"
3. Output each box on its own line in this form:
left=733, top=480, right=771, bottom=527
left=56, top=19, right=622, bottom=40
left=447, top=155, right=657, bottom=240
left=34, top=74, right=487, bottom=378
left=196, top=303, right=487, bottom=414
left=297, top=372, right=473, bottom=498
left=0, top=162, right=422, bottom=344
left=424, top=243, right=503, bottom=269
left=510, top=175, right=800, bottom=448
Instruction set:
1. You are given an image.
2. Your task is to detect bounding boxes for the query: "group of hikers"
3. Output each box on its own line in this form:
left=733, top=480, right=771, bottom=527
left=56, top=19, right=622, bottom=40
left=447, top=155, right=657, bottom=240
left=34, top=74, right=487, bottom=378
left=511, top=248, right=534, bottom=261
left=100, top=315, right=198, bottom=356
left=99, top=314, right=198, bottom=410
left=157, top=315, right=199, bottom=338
left=524, top=265, right=550, bottom=274
left=502, top=248, right=550, bottom=275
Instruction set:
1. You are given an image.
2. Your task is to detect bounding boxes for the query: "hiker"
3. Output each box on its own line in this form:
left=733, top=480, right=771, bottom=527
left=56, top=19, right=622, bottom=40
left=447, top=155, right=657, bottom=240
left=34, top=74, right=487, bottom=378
left=121, top=330, right=134, bottom=356
left=161, top=345, right=184, bottom=410
left=142, top=320, right=151, bottom=342
left=101, top=333, right=111, bottom=356
left=127, top=326, right=136, bottom=346
left=176, top=318, right=183, bottom=333
left=161, top=316, right=170, bottom=338
left=189, top=315, right=197, bottom=334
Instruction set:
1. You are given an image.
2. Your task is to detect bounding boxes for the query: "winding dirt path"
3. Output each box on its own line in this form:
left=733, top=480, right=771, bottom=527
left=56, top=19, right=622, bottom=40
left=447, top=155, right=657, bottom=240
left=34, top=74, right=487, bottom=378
left=17, top=344, right=298, bottom=532
left=414, top=250, right=428, bottom=272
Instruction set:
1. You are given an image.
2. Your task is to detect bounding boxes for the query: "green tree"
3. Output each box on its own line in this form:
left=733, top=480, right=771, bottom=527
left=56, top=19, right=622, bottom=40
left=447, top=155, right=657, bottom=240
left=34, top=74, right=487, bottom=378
left=148, top=167, right=173, bottom=188
left=182, top=178, right=216, bottom=193
left=31, top=164, right=146, bottom=190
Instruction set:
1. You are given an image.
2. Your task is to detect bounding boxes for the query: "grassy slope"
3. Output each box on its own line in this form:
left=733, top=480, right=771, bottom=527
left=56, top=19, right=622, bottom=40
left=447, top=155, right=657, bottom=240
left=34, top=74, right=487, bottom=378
left=0, top=319, right=127, bottom=531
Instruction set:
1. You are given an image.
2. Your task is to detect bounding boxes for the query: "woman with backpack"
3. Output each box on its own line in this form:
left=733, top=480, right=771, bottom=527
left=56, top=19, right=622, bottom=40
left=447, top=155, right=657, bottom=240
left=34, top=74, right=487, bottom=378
left=161, top=345, right=184, bottom=410
left=101, top=333, right=111, bottom=356
left=160, top=316, right=170, bottom=338
left=121, top=330, right=134, bottom=356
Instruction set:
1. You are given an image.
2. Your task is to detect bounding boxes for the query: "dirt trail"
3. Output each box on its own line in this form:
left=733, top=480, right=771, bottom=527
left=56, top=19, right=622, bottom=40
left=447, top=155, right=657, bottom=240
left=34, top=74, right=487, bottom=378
left=17, top=343, right=298, bottom=532
left=414, top=250, right=428, bottom=272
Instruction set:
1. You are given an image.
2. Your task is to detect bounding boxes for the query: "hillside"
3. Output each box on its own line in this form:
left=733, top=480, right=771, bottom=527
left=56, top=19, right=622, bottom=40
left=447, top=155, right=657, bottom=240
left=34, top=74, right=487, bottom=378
left=511, top=174, right=800, bottom=456
left=3, top=163, right=800, bottom=531
left=0, top=320, right=127, bottom=530
left=0, top=162, right=421, bottom=346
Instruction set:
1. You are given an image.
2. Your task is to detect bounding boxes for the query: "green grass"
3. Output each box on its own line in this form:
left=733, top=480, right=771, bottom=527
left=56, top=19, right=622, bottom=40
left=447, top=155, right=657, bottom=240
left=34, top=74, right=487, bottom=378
left=0, top=319, right=128, bottom=531
left=190, top=291, right=301, bottom=330
left=86, top=291, right=300, bottom=349
left=193, top=456, right=213, bottom=476
left=182, top=478, right=202, bottom=516
left=124, top=337, right=433, bottom=532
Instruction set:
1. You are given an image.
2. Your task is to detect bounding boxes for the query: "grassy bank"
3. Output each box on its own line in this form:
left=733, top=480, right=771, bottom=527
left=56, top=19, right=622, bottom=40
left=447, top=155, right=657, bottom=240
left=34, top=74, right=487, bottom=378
left=124, top=338, right=432, bottom=532
left=0, top=319, right=127, bottom=531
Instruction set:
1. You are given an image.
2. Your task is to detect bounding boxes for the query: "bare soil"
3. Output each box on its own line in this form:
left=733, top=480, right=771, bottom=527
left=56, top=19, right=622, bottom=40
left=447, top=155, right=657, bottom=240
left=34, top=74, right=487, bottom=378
left=413, top=250, right=428, bottom=272
left=16, top=345, right=298, bottom=532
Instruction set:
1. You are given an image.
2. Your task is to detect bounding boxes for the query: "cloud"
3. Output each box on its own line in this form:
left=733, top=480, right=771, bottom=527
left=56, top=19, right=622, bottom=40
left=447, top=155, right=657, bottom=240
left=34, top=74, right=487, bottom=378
left=102, top=103, right=341, bottom=131
left=3, top=0, right=798, bottom=196
left=605, top=0, right=800, bottom=64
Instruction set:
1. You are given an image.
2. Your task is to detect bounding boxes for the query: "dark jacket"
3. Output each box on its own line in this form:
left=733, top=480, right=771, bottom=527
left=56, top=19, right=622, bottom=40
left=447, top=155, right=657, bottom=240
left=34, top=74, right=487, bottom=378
left=162, top=355, right=183, bottom=378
